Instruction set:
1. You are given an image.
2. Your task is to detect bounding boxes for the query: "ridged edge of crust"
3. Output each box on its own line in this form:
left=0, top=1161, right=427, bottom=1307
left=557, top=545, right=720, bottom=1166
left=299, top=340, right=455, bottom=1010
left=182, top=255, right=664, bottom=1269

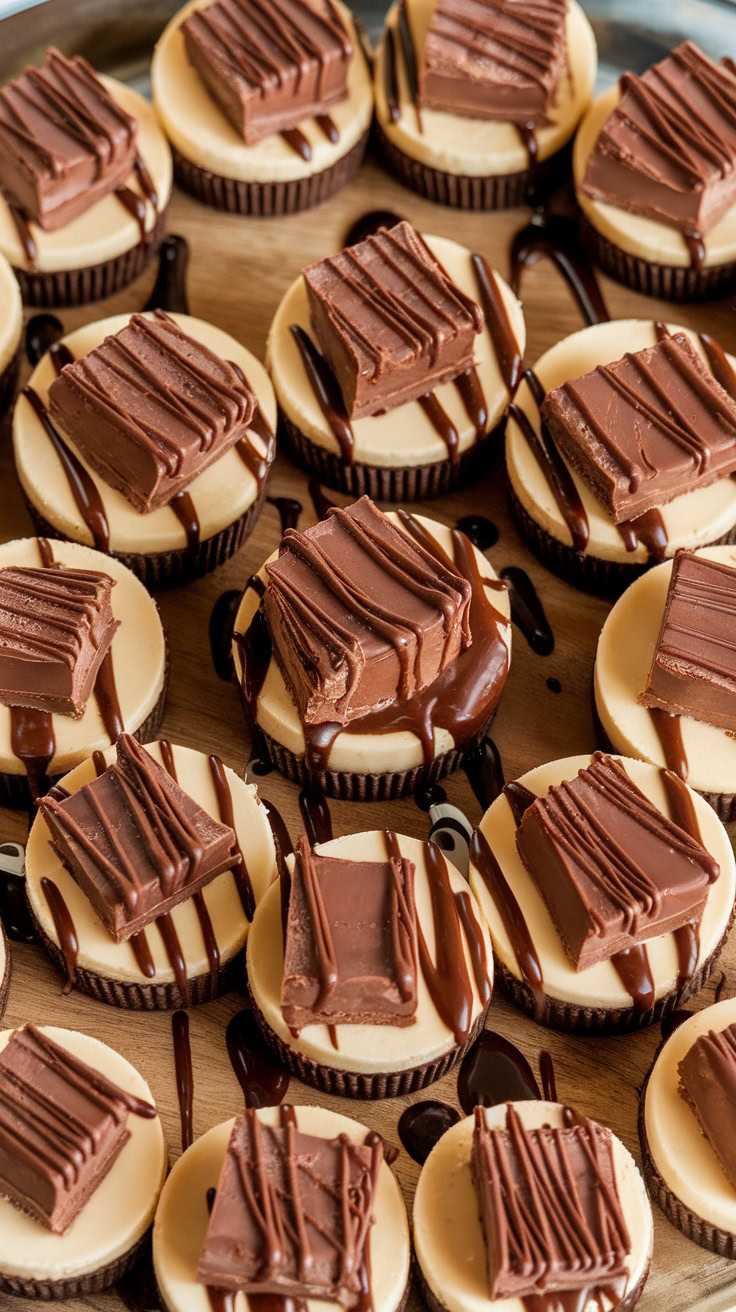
left=582, top=217, right=736, bottom=302
left=13, top=211, right=167, bottom=309
left=0, top=1228, right=151, bottom=1300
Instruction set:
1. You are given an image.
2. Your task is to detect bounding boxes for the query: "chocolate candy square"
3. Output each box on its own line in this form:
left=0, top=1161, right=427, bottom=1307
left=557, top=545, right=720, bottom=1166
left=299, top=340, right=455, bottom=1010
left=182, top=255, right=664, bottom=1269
left=679, top=1023, right=736, bottom=1190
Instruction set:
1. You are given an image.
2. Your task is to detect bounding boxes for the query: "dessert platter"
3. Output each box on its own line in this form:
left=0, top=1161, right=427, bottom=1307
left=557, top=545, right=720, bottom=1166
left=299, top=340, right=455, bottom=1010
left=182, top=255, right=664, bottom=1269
left=1, top=2, right=736, bottom=1311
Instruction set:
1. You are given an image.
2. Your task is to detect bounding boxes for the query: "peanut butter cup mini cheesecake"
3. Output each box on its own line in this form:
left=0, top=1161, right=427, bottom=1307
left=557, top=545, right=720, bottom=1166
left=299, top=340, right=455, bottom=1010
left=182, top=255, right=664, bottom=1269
left=268, top=221, right=525, bottom=499
left=374, top=0, right=596, bottom=209
left=247, top=830, right=493, bottom=1097
left=0, top=1023, right=166, bottom=1299
left=152, top=0, right=372, bottom=216
left=153, top=1105, right=411, bottom=1312
left=0, top=49, right=172, bottom=306
left=13, top=310, right=277, bottom=587
left=232, top=496, right=511, bottom=799
left=24, top=736, right=276, bottom=1008
left=506, top=320, right=736, bottom=594
left=414, top=1102, right=652, bottom=1312
left=468, top=753, right=735, bottom=1032
left=0, top=251, right=22, bottom=415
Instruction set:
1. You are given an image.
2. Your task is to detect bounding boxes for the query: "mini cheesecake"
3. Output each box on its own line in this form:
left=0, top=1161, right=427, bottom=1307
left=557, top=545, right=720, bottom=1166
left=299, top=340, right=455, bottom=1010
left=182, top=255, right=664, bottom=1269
left=0, top=924, right=8, bottom=1021
left=0, top=1025, right=166, bottom=1299
left=247, top=829, right=493, bottom=1097
left=374, top=0, right=596, bottom=209
left=0, top=252, right=22, bottom=415
left=268, top=223, right=525, bottom=500
left=414, top=1103, right=652, bottom=1312
left=506, top=319, right=736, bottom=594
left=24, top=739, right=277, bottom=1008
left=13, top=311, right=277, bottom=587
left=468, top=753, right=735, bottom=1032
left=153, top=1104, right=411, bottom=1312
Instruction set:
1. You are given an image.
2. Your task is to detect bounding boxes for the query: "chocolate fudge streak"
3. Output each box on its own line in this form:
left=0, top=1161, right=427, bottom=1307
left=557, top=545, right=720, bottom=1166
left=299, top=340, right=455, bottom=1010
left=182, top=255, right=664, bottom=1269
left=21, top=385, right=111, bottom=554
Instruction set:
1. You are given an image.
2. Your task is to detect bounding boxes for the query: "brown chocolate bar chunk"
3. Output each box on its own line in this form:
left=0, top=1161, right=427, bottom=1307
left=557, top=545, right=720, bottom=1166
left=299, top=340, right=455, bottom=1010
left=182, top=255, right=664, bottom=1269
left=471, top=1105, right=630, bottom=1299
left=639, top=551, right=736, bottom=732
left=0, top=49, right=137, bottom=231
left=182, top=0, right=352, bottom=145
left=281, top=834, right=418, bottom=1030
left=582, top=42, right=736, bottom=235
left=418, top=0, right=567, bottom=124
left=264, top=496, right=472, bottom=727
left=0, top=1024, right=156, bottom=1234
left=679, top=1023, right=736, bottom=1190
left=47, top=310, right=256, bottom=514
left=515, top=753, right=719, bottom=971
left=302, top=221, right=482, bottom=419
left=39, top=734, right=238, bottom=942
left=0, top=565, right=118, bottom=718
left=196, top=1109, right=380, bottom=1302
left=541, top=333, right=736, bottom=524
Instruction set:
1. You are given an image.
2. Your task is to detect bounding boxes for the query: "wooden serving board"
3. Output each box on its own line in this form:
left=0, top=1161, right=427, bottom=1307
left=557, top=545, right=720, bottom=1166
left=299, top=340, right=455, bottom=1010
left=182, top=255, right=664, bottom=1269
left=1, top=154, right=735, bottom=1312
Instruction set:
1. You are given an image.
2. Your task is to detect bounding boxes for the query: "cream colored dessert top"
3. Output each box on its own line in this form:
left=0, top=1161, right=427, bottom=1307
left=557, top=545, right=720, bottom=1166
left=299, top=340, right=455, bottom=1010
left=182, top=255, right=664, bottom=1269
left=468, top=754, right=735, bottom=1010
left=0, top=1026, right=166, bottom=1281
left=574, top=86, right=736, bottom=270
left=13, top=313, right=277, bottom=555
left=595, top=547, right=736, bottom=797
left=374, top=0, right=596, bottom=176
left=248, top=829, right=492, bottom=1075
left=232, top=512, right=512, bottom=775
left=0, top=78, right=172, bottom=275
left=506, top=319, right=736, bottom=564
left=0, top=538, right=166, bottom=779
left=0, top=250, right=22, bottom=372
left=413, top=1102, right=652, bottom=1312
left=153, top=1104, right=411, bottom=1312
left=152, top=0, right=372, bottom=183
left=645, top=997, right=736, bottom=1234
left=25, top=740, right=276, bottom=987
left=267, top=233, right=525, bottom=467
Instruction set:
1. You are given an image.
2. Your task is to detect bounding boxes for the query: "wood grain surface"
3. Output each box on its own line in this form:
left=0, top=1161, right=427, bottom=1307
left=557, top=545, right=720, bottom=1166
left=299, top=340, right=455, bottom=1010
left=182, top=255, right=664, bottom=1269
left=1, top=154, right=735, bottom=1312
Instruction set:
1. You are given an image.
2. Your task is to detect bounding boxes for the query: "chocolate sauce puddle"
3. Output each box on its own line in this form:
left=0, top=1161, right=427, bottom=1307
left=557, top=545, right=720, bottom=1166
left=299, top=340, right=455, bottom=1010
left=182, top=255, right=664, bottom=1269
left=509, top=369, right=590, bottom=554
left=455, top=514, right=499, bottom=551
left=462, top=736, right=504, bottom=812
left=40, top=876, right=78, bottom=991
left=225, top=1009, right=289, bottom=1107
left=0, top=845, right=36, bottom=943
left=398, top=1100, right=460, bottom=1164
left=298, top=786, right=333, bottom=846
left=510, top=212, right=610, bottom=327
left=209, top=589, right=241, bottom=681
left=458, top=1029, right=541, bottom=1113
left=344, top=210, right=403, bottom=246
left=499, top=566, right=554, bottom=655
left=25, top=313, right=64, bottom=366
left=22, top=386, right=111, bottom=554
left=171, top=1009, right=194, bottom=1152
left=267, top=495, right=302, bottom=534
left=143, top=234, right=190, bottom=314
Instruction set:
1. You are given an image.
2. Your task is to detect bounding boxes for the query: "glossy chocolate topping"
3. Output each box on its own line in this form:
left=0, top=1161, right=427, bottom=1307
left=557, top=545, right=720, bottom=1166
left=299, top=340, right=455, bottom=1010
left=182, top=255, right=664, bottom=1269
left=0, top=565, right=118, bottom=718
left=541, top=333, right=736, bottom=524
left=47, top=310, right=257, bottom=514
left=39, top=734, right=238, bottom=943
left=515, top=752, right=719, bottom=971
left=0, top=1024, right=156, bottom=1235
left=678, top=1022, right=736, bottom=1190
left=639, top=550, right=736, bottom=733
left=302, top=221, right=482, bottom=420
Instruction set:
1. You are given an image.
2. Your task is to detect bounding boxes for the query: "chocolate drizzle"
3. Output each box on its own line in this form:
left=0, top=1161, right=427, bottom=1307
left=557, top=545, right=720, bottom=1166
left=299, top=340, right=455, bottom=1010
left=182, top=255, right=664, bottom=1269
left=699, top=332, right=736, bottom=400
left=209, top=589, right=242, bottom=681
left=94, top=651, right=124, bottom=743
left=40, top=876, right=78, bottom=991
left=289, top=324, right=354, bottom=462
left=649, top=708, right=688, bottom=780
left=9, top=204, right=36, bottom=266
left=298, top=786, right=333, bottom=846
left=25, top=313, right=63, bottom=366
left=208, top=752, right=256, bottom=921
left=397, top=0, right=422, bottom=132
left=458, top=1029, right=541, bottom=1113
left=510, top=213, right=610, bottom=327
left=509, top=369, right=590, bottom=554
left=267, top=495, right=302, bottom=534
left=397, top=1100, right=460, bottom=1164
left=499, top=566, right=554, bottom=655
left=170, top=492, right=201, bottom=562
left=22, top=385, right=111, bottom=554
left=171, top=1008, right=194, bottom=1152
left=10, top=706, right=55, bottom=802
left=470, top=252, right=523, bottom=394
left=143, top=234, right=190, bottom=314
left=470, top=826, right=544, bottom=1018
left=225, top=1009, right=289, bottom=1108
left=462, top=735, right=504, bottom=811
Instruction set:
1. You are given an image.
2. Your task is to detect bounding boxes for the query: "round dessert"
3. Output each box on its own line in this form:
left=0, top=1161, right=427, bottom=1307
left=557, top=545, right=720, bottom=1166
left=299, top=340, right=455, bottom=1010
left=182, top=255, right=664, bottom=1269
left=0, top=251, right=22, bottom=416
left=0, top=537, right=166, bottom=808
left=152, top=0, right=372, bottom=216
left=153, top=1105, right=411, bottom=1312
left=414, top=1102, right=652, bottom=1312
left=267, top=231, right=525, bottom=499
left=0, top=1025, right=166, bottom=1299
left=374, top=0, right=596, bottom=209
left=247, top=829, right=493, bottom=1098
left=231, top=509, right=512, bottom=800
left=24, top=739, right=277, bottom=1009
left=506, top=320, right=736, bottom=595
left=595, top=547, right=736, bottom=822
left=13, top=312, right=277, bottom=588
left=468, top=754, right=735, bottom=1033
left=0, top=924, right=9, bottom=1020
left=640, top=997, right=736, bottom=1256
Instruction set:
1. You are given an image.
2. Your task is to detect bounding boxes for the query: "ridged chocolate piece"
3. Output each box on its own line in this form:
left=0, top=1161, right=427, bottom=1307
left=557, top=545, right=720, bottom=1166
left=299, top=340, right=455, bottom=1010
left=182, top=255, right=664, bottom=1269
left=515, top=752, right=719, bottom=970
left=281, top=834, right=418, bottom=1030
left=0, top=48, right=137, bottom=231
left=541, top=333, right=736, bottom=523
left=0, top=565, right=118, bottom=718
left=471, top=1104, right=630, bottom=1299
left=582, top=42, right=736, bottom=236
left=39, top=734, right=238, bottom=942
left=679, top=1022, right=736, bottom=1190
left=639, top=551, right=736, bottom=732
left=47, top=310, right=256, bottom=514
left=302, top=221, right=483, bottom=419
left=0, top=1024, right=156, bottom=1235
left=182, top=0, right=352, bottom=145
left=196, top=1108, right=380, bottom=1302
left=264, top=496, right=472, bottom=727
left=418, top=0, right=567, bottom=124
